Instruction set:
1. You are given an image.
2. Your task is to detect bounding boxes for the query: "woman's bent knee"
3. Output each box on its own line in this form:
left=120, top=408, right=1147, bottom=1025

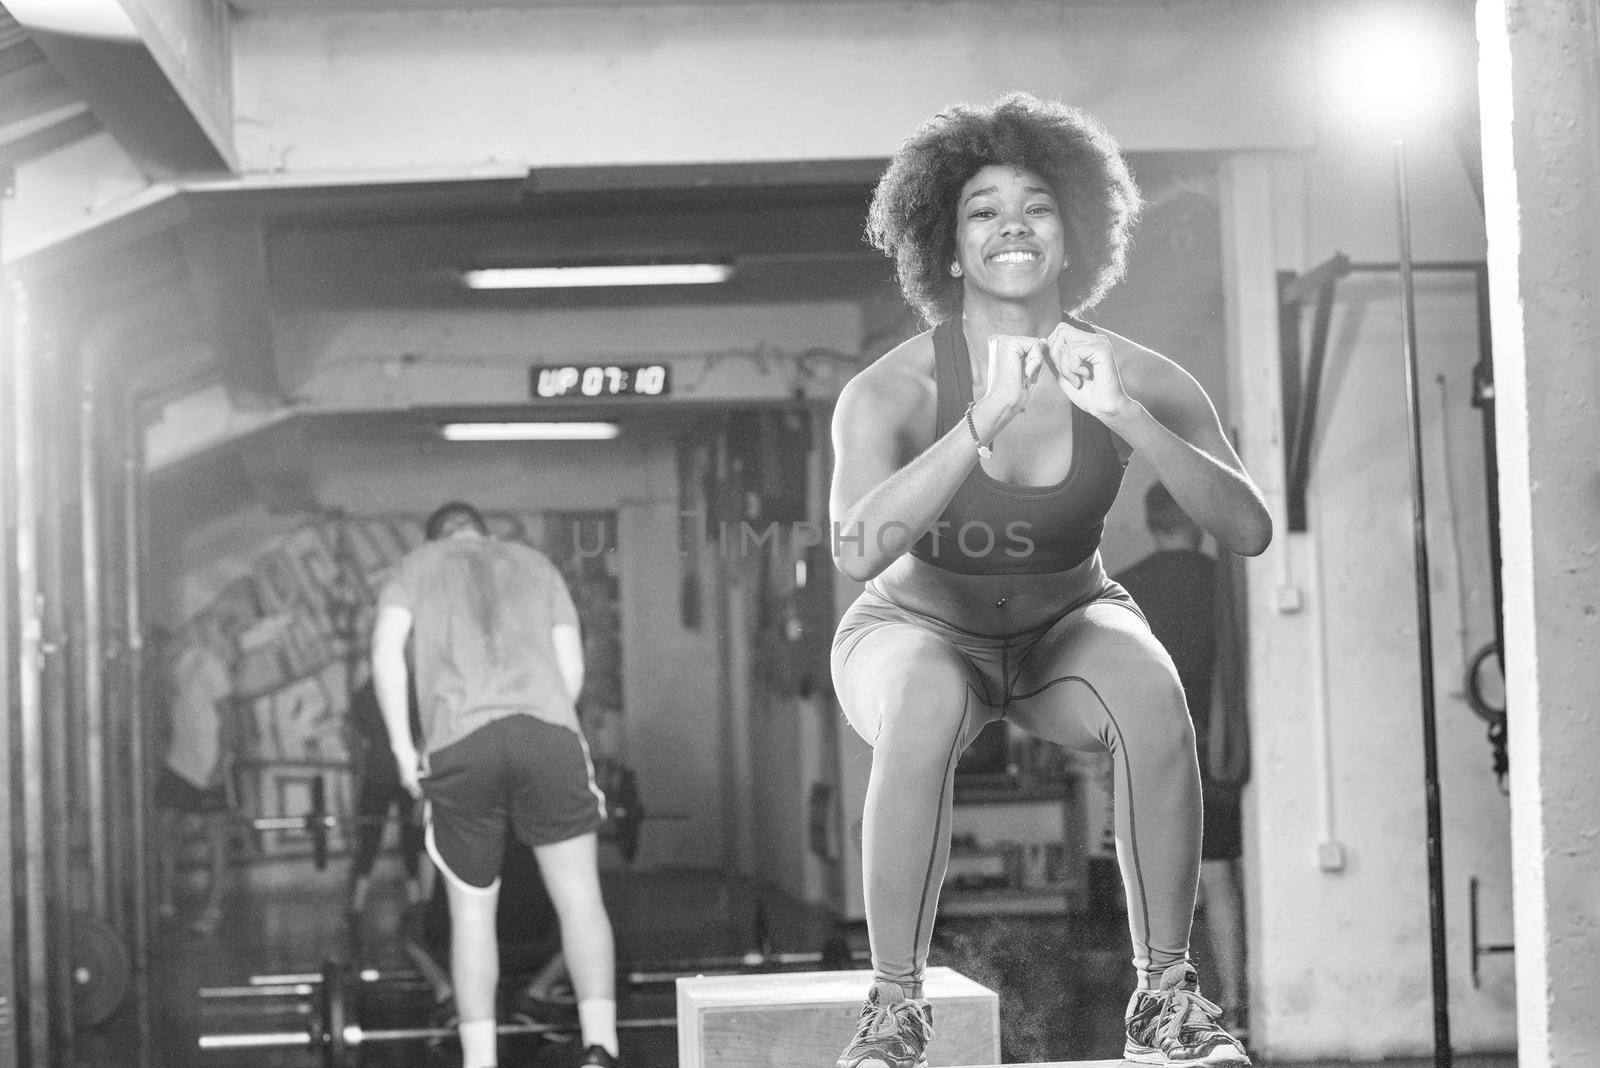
left=1135, top=680, right=1198, bottom=767
left=870, top=679, right=974, bottom=755
left=841, top=646, right=975, bottom=751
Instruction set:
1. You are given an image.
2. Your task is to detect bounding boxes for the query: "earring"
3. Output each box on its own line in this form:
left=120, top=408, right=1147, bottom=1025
left=950, top=262, right=962, bottom=277
left=1063, top=257, right=1071, bottom=269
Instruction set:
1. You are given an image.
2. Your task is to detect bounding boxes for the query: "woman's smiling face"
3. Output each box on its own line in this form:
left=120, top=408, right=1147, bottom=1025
left=953, top=164, right=1066, bottom=306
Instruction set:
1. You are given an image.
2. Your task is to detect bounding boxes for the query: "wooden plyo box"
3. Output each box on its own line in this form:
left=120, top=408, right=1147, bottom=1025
left=676, top=967, right=1000, bottom=1068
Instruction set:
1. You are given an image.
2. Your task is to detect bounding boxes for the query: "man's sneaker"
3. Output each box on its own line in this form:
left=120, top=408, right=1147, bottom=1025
left=836, top=980, right=934, bottom=1068
left=577, top=1044, right=617, bottom=1067
left=1124, top=962, right=1250, bottom=1067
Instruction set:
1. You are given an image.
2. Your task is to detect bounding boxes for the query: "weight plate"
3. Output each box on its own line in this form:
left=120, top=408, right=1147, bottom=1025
left=71, top=913, right=131, bottom=1029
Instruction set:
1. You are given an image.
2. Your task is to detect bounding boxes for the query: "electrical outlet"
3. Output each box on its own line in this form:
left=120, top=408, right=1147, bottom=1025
left=1317, top=841, right=1347, bottom=872
left=1275, top=584, right=1304, bottom=614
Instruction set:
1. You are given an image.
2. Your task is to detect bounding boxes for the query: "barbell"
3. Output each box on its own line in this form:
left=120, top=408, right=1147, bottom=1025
left=204, top=934, right=864, bottom=1001
left=72, top=912, right=131, bottom=1029
left=199, top=959, right=676, bottom=1067
left=200, top=931, right=866, bottom=1066
left=244, top=764, right=649, bottom=869
left=199, top=966, right=432, bottom=1002
left=247, top=774, right=338, bottom=869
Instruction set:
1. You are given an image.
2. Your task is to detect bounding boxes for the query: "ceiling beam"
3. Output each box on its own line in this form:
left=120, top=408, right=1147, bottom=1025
left=181, top=217, right=281, bottom=404
left=0, top=102, right=99, bottom=170
left=10, top=0, right=233, bottom=176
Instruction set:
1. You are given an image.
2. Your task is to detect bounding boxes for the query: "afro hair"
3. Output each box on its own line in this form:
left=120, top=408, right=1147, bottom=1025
left=866, top=91, right=1141, bottom=325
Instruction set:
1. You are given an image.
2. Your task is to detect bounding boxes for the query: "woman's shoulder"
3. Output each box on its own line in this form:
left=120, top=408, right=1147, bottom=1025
left=1092, top=325, right=1199, bottom=402
left=869, top=325, right=939, bottom=378
left=1086, top=321, right=1160, bottom=365
left=838, top=327, right=938, bottom=414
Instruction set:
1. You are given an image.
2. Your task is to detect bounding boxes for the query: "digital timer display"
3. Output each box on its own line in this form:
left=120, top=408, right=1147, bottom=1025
left=531, top=363, right=672, bottom=399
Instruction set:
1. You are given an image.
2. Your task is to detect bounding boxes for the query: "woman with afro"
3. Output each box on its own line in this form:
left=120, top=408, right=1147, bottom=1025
left=828, top=92, right=1270, bottom=1068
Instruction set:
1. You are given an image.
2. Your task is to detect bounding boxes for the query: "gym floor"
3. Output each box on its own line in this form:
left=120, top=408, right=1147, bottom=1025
left=73, top=855, right=1518, bottom=1068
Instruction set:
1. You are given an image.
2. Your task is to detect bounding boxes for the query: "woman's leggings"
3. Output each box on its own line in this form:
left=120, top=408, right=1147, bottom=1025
left=831, top=583, right=1202, bottom=992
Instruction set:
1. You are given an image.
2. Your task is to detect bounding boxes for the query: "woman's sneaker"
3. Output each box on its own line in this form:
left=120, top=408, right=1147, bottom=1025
left=835, top=980, right=935, bottom=1068
left=1124, top=962, right=1250, bottom=1066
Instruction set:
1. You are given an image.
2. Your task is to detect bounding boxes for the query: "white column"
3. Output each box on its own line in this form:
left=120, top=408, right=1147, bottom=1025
left=1217, top=151, right=1308, bottom=1058
left=1477, top=2, right=1600, bottom=1064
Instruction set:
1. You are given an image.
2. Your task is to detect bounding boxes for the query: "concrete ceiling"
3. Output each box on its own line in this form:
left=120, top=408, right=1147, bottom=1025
left=227, top=0, right=906, bottom=8
left=1, top=6, right=894, bottom=373
left=250, top=161, right=892, bottom=311
left=3, top=0, right=1193, bottom=400
left=1, top=0, right=1190, bottom=317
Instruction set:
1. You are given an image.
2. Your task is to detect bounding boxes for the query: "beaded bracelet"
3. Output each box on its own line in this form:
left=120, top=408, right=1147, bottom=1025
left=964, top=401, right=994, bottom=460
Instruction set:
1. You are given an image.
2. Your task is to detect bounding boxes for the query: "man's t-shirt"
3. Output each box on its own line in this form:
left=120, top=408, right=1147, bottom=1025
left=378, top=538, right=580, bottom=755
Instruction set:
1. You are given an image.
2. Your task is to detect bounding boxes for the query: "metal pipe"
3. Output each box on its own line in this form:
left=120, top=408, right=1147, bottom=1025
left=1470, top=265, right=1506, bottom=665
left=1347, top=259, right=1487, bottom=273
left=11, top=279, right=52, bottom=1064
left=199, top=984, right=317, bottom=1001
left=199, top=1031, right=314, bottom=1051
left=1468, top=874, right=1515, bottom=989
left=713, top=428, right=740, bottom=874
left=81, top=373, right=109, bottom=917
left=198, top=1015, right=679, bottom=1052
left=1286, top=278, right=1339, bottom=531
left=96, top=380, right=134, bottom=951
left=249, top=968, right=416, bottom=986
left=100, top=386, right=129, bottom=935
left=200, top=978, right=435, bottom=1000
left=1395, top=136, right=1452, bottom=1068
left=122, top=381, right=153, bottom=1068
left=351, top=1019, right=678, bottom=1043
left=0, top=193, right=23, bottom=1068
left=1304, top=491, right=1342, bottom=864
left=36, top=294, right=77, bottom=1064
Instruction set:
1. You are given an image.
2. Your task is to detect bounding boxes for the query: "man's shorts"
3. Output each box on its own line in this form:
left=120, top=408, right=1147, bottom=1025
left=154, top=767, right=229, bottom=815
left=422, top=714, right=606, bottom=891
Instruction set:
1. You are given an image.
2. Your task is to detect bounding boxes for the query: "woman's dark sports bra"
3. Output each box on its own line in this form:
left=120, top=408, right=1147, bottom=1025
left=909, top=316, right=1129, bottom=575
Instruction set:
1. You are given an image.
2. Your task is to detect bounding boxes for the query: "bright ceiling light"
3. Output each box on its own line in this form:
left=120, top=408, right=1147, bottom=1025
left=461, top=263, right=733, bottom=290
left=1324, top=8, right=1453, bottom=132
left=440, top=422, right=620, bottom=442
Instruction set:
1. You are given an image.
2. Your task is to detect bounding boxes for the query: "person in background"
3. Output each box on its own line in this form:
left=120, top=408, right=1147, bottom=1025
left=827, top=92, right=1270, bottom=1068
left=372, top=501, right=619, bottom=1068
left=345, top=672, right=429, bottom=920
left=154, top=622, right=239, bottom=938
left=1115, top=481, right=1249, bottom=1039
